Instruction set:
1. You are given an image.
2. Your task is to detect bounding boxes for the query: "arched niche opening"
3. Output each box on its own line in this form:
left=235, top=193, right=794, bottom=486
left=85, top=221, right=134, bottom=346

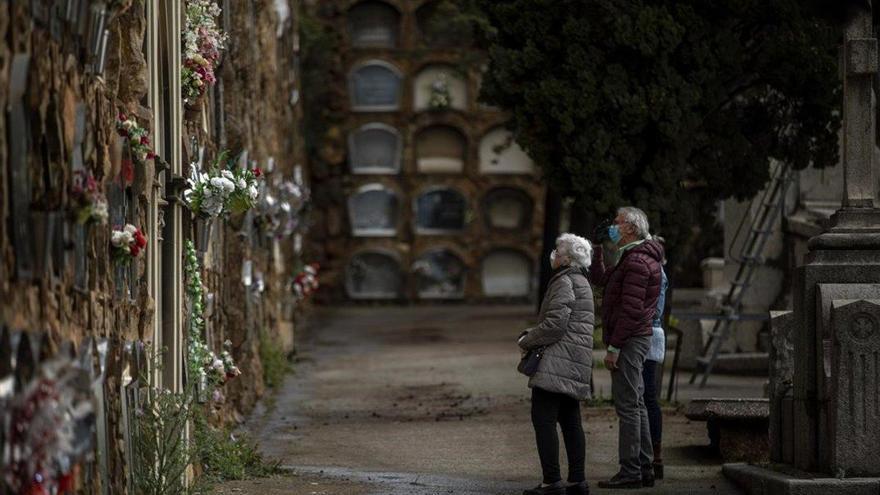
left=347, top=1, right=401, bottom=48
left=483, top=187, right=533, bottom=230
left=413, top=65, right=467, bottom=112
left=481, top=249, right=533, bottom=297
left=415, top=187, right=467, bottom=234
left=416, top=1, right=473, bottom=48
left=478, top=128, right=535, bottom=174
left=413, top=249, right=466, bottom=299
left=348, top=123, right=402, bottom=174
left=346, top=250, right=403, bottom=299
left=349, top=61, right=402, bottom=111
left=347, top=184, right=400, bottom=236
left=415, top=125, right=466, bottom=174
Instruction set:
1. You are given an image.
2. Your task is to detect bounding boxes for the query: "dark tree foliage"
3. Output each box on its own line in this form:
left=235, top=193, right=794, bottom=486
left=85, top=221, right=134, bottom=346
left=477, top=0, right=842, bottom=260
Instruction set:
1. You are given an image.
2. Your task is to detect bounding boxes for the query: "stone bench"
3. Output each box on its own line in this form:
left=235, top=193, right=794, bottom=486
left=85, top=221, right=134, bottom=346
left=685, top=398, right=770, bottom=463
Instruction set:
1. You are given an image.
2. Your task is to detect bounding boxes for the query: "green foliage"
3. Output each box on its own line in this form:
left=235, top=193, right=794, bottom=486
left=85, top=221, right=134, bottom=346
left=192, top=413, right=281, bottom=484
left=131, top=388, right=194, bottom=495
left=260, top=328, right=291, bottom=390
left=477, top=0, right=841, bottom=256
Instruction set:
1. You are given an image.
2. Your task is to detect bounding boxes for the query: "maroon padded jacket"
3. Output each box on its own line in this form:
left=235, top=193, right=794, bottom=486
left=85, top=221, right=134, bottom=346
left=589, top=239, right=664, bottom=349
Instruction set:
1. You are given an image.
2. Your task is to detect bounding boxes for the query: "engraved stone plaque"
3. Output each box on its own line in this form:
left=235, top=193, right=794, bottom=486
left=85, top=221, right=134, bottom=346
left=829, top=299, right=880, bottom=476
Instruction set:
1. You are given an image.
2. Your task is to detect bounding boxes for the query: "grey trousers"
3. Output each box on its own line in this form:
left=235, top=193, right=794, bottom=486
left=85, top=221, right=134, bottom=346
left=611, top=335, right=653, bottom=479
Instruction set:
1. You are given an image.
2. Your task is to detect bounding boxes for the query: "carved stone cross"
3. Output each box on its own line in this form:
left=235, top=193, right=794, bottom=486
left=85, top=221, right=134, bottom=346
left=842, top=7, right=877, bottom=208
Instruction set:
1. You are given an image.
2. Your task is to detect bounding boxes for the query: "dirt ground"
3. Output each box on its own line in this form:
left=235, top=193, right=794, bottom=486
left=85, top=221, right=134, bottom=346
left=214, top=305, right=759, bottom=494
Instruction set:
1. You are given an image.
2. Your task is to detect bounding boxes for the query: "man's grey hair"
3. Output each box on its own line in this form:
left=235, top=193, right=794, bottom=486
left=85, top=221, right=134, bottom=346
left=556, top=233, right=593, bottom=269
left=617, top=206, right=650, bottom=239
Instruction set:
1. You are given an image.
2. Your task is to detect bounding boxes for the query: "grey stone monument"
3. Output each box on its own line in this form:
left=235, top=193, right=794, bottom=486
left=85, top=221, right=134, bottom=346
left=725, top=3, right=880, bottom=493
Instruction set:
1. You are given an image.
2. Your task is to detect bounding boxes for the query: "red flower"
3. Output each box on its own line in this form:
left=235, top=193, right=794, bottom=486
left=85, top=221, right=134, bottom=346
left=134, top=229, right=147, bottom=249
left=121, top=160, right=134, bottom=184
left=147, top=152, right=156, bottom=160
left=118, top=112, right=126, bottom=121
left=254, top=168, right=262, bottom=177
left=130, top=244, right=140, bottom=257
left=140, top=135, right=150, bottom=145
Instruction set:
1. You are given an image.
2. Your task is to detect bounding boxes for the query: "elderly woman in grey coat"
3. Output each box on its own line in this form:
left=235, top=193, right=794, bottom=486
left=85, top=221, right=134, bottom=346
left=518, top=233, right=595, bottom=495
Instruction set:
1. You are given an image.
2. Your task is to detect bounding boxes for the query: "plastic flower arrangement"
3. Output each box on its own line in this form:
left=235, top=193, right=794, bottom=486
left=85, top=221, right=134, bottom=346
left=116, top=113, right=155, bottom=166
left=184, top=241, right=240, bottom=394
left=428, top=73, right=452, bottom=109
left=110, top=224, right=147, bottom=263
left=70, top=170, right=109, bottom=225
left=292, top=263, right=320, bottom=302
left=184, top=152, right=262, bottom=217
left=182, top=0, right=227, bottom=106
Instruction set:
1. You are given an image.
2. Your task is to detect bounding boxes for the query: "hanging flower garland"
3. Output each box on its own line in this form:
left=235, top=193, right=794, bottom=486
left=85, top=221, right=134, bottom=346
left=184, top=241, right=240, bottom=393
left=70, top=170, right=109, bottom=225
left=291, top=263, right=320, bottom=303
left=182, top=0, right=227, bottom=107
left=110, top=224, right=147, bottom=263
left=184, top=151, right=262, bottom=217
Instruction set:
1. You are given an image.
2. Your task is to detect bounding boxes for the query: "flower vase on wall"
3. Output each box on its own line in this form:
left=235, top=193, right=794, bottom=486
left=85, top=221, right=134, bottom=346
left=194, top=215, right=214, bottom=256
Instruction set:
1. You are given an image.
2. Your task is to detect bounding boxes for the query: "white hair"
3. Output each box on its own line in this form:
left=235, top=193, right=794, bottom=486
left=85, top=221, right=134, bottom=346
left=617, top=206, right=650, bottom=239
left=556, top=233, right=593, bottom=269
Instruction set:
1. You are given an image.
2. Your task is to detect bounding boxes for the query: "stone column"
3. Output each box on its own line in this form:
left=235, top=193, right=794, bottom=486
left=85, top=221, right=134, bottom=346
left=789, top=3, right=880, bottom=473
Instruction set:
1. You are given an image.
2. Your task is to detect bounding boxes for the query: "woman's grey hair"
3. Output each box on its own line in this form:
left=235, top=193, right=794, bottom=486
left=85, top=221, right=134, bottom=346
left=617, top=206, right=650, bottom=239
left=556, top=233, right=593, bottom=269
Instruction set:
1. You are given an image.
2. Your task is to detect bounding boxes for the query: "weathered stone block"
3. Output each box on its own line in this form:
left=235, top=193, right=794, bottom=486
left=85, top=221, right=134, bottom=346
left=769, top=310, right=794, bottom=463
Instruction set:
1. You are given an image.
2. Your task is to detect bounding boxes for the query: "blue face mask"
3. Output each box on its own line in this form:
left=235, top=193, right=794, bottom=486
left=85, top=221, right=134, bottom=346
left=608, top=225, right=622, bottom=244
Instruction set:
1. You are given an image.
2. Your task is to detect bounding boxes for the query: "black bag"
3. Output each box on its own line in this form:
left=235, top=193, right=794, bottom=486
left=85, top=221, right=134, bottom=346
left=517, top=347, right=545, bottom=377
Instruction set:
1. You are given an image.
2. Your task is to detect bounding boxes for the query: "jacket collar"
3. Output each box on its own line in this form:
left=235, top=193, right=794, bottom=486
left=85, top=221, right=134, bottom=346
left=549, top=265, right=581, bottom=285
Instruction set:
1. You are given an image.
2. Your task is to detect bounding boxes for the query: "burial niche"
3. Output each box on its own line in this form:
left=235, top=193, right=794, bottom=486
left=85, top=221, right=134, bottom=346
left=347, top=184, right=400, bottom=236
left=349, top=61, right=402, bottom=111
left=347, top=1, right=400, bottom=48
left=346, top=251, right=403, bottom=299
left=413, top=249, right=466, bottom=299
left=348, top=123, right=401, bottom=174
left=413, top=65, right=467, bottom=111
left=478, top=128, right=535, bottom=175
left=415, top=187, right=467, bottom=233
left=415, top=125, right=466, bottom=173
left=483, top=187, right=533, bottom=230
left=481, top=249, right=533, bottom=297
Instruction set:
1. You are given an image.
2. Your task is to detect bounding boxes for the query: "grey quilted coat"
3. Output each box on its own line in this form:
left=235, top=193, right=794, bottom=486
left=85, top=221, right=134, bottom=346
left=518, top=266, right=594, bottom=400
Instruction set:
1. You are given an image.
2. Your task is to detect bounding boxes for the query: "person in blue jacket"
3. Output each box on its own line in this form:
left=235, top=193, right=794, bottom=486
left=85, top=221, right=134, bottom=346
left=642, top=235, right=668, bottom=480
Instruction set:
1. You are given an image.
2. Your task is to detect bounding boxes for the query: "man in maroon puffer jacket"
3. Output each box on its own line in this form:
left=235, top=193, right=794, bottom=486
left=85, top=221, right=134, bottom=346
left=590, top=207, right=664, bottom=489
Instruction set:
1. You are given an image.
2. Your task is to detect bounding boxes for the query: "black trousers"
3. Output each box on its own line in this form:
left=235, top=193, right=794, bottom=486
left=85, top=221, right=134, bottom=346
left=642, top=360, right=662, bottom=447
left=531, top=387, right=586, bottom=484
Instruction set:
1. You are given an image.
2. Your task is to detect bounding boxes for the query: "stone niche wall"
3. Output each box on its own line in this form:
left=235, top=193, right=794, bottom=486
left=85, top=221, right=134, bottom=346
left=0, top=4, right=155, bottom=491
left=307, top=0, right=546, bottom=304
left=0, top=1, right=305, bottom=491
left=191, top=0, right=306, bottom=420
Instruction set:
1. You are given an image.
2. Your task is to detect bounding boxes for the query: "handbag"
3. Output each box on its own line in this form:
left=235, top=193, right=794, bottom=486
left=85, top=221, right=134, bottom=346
left=517, top=347, right=545, bottom=377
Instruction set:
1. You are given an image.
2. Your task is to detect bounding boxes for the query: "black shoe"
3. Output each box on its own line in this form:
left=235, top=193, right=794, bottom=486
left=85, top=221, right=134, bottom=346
left=597, top=473, right=642, bottom=489
left=641, top=469, right=655, bottom=487
left=652, top=462, right=664, bottom=480
left=523, top=481, right=565, bottom=495
left=566, top=481, right=590, bottom=494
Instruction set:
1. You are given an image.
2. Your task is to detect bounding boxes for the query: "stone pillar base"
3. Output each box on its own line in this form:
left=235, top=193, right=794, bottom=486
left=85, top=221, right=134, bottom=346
left=723, top=463, right=880, bottom=495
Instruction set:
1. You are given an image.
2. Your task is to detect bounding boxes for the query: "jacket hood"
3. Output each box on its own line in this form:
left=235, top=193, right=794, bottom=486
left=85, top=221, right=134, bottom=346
left=629, top=239, right=664, bottom=263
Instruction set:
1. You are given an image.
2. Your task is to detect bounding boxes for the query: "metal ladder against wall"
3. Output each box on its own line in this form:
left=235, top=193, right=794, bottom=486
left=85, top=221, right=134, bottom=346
left=690, top=161, right=794, bottom=388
